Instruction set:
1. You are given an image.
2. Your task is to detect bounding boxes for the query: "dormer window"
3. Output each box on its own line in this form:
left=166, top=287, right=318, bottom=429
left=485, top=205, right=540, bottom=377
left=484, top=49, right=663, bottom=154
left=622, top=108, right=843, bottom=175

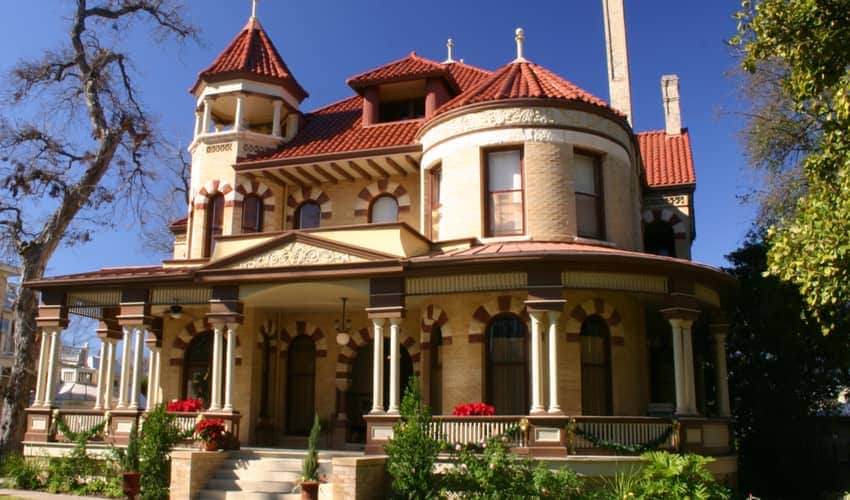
left=379, top=97, right=425, bottom=122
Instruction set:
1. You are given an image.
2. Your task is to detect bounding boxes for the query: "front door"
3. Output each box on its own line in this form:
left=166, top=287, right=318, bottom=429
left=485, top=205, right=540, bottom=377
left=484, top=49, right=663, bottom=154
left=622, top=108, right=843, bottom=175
left=286, top=336, right=316, bottom=435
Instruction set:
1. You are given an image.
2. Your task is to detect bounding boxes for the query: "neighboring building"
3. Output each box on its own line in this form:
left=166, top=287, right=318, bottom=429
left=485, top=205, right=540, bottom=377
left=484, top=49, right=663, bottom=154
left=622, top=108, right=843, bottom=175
left=0, top=264, right=20, bottom=396
left=23, top=0, right=735, bottom=480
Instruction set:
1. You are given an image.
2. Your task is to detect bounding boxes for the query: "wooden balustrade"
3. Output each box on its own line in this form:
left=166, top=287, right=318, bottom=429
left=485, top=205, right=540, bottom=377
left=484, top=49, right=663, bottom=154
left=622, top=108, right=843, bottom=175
left=429, top=416, right=528, bottom=448
left=570, top=416, right=679, bottom=454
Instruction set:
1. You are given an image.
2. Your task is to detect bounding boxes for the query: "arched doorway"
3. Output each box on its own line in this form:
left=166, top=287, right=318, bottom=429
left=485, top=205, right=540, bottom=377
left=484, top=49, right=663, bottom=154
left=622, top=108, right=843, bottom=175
left=183, top=332, right=212, bottom=405
left=347, top=339, right=413, bottom=443
left=286, top=336, right=316, bottom=435
left=486, top=315, right=528, bottom=415
left=580, top=315, right=613, bottom=415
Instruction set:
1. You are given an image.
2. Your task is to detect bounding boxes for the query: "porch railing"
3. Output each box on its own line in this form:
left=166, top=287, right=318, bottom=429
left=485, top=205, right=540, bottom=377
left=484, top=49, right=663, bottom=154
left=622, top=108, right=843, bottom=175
left=570, top=416, right=679, bottom=453
left=53, top=409, right=109, bottom=442
left=429, top=416, right=529, bottom=448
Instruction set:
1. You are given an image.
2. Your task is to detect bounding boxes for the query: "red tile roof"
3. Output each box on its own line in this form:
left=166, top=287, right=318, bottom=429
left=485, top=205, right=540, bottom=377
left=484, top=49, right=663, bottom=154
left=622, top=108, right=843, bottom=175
left=435, top=61, right=619, bottom=116
left=637, top=129, right=696, bottom=187
left=347, top=52, right=460, bottom=93
left=192, top=17, right=308, bottom=102
left=241, top=57, right=492, bottom=164
left=29, top=266, right=193, bottom=287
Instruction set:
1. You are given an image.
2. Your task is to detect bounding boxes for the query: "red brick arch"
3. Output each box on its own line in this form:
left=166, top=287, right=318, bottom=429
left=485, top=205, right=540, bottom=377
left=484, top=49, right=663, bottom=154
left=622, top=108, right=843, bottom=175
left=565, top=298, right=625, bottom=345
left=468, top=296, right=529, bottom=343
left=335, top=324, right=420, bottom=383
left=168, top=318, right=243, bottom=366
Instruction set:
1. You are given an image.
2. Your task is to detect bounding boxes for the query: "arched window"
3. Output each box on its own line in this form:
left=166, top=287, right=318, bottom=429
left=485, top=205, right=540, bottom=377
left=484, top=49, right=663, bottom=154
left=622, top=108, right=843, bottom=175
left=286, top=336, right=316, bottom=435
left=486, top=315, right=527, bottom=415
left=241, top=194, right=264, bottom=233
left=295, top=201, right=321, bottom=229
left=580, top=315, right=612, bottom=415
left=369, top=195, right=399, bottom=223
left=183, top=333, right=213, bottom=405
left=204, top=194, right=225, bottom=258
left=429, top=324, right=444, bottom=414
left=644, top=220, right=676, bottom=257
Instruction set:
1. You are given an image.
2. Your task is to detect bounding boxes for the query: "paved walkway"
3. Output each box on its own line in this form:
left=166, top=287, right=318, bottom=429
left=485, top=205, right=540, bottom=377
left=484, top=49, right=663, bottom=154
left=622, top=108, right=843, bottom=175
left=0, top=489, right=95, bottom=499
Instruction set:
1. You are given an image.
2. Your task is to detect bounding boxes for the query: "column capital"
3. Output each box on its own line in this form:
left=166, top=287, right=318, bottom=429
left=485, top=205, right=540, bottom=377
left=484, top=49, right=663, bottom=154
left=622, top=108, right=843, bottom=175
left=370, top=317, right=387, bottom=329
left=365, top=306, right=405, bottom=320
left=389, top=317, right=404, bottom=327
left=528, top=310, right=547, bottom=322
left=546, top=310, right=561, bottom=323
left=660, top=306, right=700, bottom=322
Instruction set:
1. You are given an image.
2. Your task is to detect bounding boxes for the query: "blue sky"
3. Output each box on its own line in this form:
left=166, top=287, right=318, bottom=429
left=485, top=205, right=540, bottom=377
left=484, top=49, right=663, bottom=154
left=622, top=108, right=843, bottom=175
left=0, top=0, right=754, bottom=277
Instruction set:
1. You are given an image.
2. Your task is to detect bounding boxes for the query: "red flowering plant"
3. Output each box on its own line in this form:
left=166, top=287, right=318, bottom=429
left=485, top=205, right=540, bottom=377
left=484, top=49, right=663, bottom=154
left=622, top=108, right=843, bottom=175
left=452, top=402, right=495, bottom=416
left=195, top=418, right=225, bottom=443
left=166, top=398, right=204, bottom=412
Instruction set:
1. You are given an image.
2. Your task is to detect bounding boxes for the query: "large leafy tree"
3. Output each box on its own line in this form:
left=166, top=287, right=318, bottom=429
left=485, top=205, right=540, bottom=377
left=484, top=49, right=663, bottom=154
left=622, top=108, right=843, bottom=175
left=732, top=0, right=850, bottom=330
left=0, top=1, right=196, bottom=453
left=725, top=235, right=850, bottom=497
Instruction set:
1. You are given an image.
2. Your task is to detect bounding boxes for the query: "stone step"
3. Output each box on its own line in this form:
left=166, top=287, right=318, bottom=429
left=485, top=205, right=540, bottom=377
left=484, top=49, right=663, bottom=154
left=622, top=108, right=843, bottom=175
left=215, top=469, right=301, bottom=481
left=205, top=478, right=296, bottom=493
left=198, top=491, right=300, bottom=500
left=221, top=459, right=332, bottom=473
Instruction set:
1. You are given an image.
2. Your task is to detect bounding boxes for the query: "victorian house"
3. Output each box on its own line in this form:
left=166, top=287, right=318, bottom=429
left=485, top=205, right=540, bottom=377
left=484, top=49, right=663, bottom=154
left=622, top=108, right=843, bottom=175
left=22, top=0, right=735, bottom=485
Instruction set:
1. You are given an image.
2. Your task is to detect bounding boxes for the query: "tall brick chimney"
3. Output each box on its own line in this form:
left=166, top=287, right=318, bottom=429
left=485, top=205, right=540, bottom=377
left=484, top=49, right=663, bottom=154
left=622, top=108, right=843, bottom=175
left=661, top=75, right=682, bottom=136
left=602, top=0, right=633, bottom=125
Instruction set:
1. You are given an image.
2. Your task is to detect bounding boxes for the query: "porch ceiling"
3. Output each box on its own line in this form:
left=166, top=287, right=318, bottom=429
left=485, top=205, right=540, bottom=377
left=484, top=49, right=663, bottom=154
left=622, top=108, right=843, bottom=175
left=240, top=279, right=369, bottom=311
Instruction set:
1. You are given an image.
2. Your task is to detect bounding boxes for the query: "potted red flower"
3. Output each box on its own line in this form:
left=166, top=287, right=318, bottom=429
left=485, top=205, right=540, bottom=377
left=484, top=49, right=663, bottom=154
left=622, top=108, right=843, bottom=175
left=195, top=418, right=225, bottom=451
left=166, top=398, right=204, bottom=413
left=453, top=402, right=495, bottom=416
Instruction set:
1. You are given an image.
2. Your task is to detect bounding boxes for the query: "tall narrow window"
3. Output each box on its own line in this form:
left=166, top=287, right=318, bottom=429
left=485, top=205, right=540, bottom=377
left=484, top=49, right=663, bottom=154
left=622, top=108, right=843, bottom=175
left=286, top=336, right=316, bottom=435
left=370, top=195, right=399, bottom=223
left=241, top=195, right=264, bottom=233
left=183, top=332, right=213, bottom=405
left=486, top=315, right=528, bottom=415
left=575, top=153, right=604, bottom=239
left=204, top=194, right=225, bottom=258
left=429, top=164, right=442, bottom=239
left=295, top=201, right=321, bottom=229
left=485, top=148, right=524, bottom=237
left=580, top=315, right=613, bottom=415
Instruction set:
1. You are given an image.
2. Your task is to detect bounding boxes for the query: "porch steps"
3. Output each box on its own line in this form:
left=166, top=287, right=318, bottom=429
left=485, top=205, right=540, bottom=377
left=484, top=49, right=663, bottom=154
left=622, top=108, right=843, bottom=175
left=197, top=449, right=356, bottom=500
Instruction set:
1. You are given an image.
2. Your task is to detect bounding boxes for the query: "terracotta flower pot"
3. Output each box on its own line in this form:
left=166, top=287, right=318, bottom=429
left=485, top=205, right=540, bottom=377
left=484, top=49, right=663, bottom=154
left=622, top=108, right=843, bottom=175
left=204, top=439, right=219, bottom=452
left=300, top=480, right=319, bottom=500
left=122, top=471, right=141, bottom=499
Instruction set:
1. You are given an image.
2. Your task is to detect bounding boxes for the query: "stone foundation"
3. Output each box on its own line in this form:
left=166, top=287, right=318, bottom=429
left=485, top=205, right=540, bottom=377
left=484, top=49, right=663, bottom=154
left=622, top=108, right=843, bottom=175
left=331, top=456, right=389, bottom=500
left=169, top=449, right=228, bottom=499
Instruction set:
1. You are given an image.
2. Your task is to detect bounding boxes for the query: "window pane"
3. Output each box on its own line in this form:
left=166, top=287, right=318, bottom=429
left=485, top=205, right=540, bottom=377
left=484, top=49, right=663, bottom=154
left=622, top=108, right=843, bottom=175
left=297, top=202, right=321, bottom=229
left=575, top=154, right=597, bottom=195
left=242, top=196, right=263, bottom=233
left=488, top=191, right=523, bottom=235
left=371, top=196, right=399, bottom=223
left=576, top=194, right=601, bottom=239
left=487, top=150, right=522, bottom=191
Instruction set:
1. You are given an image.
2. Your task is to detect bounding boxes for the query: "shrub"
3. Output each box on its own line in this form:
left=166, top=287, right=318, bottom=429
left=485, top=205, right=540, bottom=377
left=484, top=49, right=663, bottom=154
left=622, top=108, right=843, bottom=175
left=452, top=402, right=495, bottom=416
left=140, top=404, right=193, bottom=500
left=194, top=418, right=225, bottom=443
left=301, top=414, right=321, bottom=482
left=0, top=454, right=45, bottom=490
left=385, top=375, right=442, bottom=499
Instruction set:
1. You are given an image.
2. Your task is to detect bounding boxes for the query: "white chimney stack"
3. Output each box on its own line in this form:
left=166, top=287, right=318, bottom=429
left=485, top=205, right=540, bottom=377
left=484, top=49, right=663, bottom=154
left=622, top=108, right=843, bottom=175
left=661, top=75, right=682, bottom=136
left=602, top=0, right=633, bottom=125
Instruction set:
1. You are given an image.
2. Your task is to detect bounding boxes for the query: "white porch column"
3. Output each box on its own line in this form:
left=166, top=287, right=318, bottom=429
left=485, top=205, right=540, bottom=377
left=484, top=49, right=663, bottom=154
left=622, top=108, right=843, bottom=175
left=370, top=319, right=386, bottom=414
left=151, top=347, right=161, bottom=406
left=103, top=339, right=116, bottom=410
left=210, top=324, right=224, bottom=411
left=193, top=110, right=203, bottom=138
left=200, top=98, right=212, bottom=135
left=272, top=100, right=283, bottom=137
left=681, top=320, right=697, bottom=415
left=224, top=323, right=238, bottom=412
left=146, top=342, right=156, bottom=409
left=94, top=341, right=108, bottom=410
left=546, top=311, right=562, bottom=414
left=117, top=327, right=132, bottom=408
left=529, top=312, right=545, bottom=414
left=129, top=328, right=145, bottom=410
left=387, top=318, right=402, bottom=415
left=234, top=94, right=246, bottom=132
left=33, top=331, right=50, bottom=407
left=711, top=325, right=732, bottom=417
left=42, top=328, right=62, bottom=408
left=669, top=319, right=687, bottom=415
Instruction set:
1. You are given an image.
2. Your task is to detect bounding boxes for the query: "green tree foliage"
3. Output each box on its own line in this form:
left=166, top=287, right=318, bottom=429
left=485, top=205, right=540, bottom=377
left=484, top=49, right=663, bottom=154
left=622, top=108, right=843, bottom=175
left=725, top=236, right=850, bottom=497
left=732, top=0, right=850, bottom=330
left=301, top=414, right=321, bottom=482
left=139, top=404, right=193, bottom=499
left=384, top=375, right=442, bottom=499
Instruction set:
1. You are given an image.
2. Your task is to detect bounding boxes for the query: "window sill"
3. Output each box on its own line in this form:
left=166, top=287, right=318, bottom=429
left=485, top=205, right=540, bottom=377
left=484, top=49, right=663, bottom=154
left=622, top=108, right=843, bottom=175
left=572, top=236, right=616, bottom=248
left=479, top=235, right=531, bottom=244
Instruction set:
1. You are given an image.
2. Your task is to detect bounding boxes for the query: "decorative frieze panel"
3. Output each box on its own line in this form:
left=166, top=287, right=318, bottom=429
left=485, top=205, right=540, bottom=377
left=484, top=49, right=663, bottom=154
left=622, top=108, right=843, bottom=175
left=406, top=272, right=527, bottom=295
left=205, top=143, right=232, bottom=154
left=228, top=241, right=366, bottom=270
left=643, top=194, right=689, bottom=208
left=563, top=272, right=668, bottom=294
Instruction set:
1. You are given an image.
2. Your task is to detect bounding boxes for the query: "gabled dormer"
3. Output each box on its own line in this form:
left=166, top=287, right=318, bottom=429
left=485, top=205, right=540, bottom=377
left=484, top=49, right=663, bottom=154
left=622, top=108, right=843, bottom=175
left=346, top=52, right=461, bottom=126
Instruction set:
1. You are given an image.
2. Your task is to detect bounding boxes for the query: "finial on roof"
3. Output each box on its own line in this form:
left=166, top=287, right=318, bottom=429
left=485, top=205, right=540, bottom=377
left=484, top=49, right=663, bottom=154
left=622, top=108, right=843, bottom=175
left=251, top=0, right=258, bottom=19
left=515, top=28, right=526, bottom=62
left=445, top=38, right=455, bottom=63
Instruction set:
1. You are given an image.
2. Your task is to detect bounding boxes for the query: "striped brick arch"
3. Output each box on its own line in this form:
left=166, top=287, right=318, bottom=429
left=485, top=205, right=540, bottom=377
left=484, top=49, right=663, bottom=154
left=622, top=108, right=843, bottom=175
left=169, top=318, right=243, bottom=366
left=255, top=319, right=278, bottom=350
left=354, top=180, right=411, bottom=217
left=279, top=321, right=329, bottom=358
left=642, top=208, right=687, bottom=240
left=286, top=187, right=332, bottom=225
left=564, top=299, right=625, bottom=346
left=193, top=179, right=234, bottom=209
left=234, top=180, right=276, bottom=211
left=335, top=325, right=421, bottom=382
left=469, top=296, right=529, bottom=343
left=420, top=305, right=451, bottom=349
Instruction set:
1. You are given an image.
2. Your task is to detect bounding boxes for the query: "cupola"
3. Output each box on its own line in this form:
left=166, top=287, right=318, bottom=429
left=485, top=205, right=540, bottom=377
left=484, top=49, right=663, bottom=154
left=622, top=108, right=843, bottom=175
left=190, top=4, right=308, bottom=155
